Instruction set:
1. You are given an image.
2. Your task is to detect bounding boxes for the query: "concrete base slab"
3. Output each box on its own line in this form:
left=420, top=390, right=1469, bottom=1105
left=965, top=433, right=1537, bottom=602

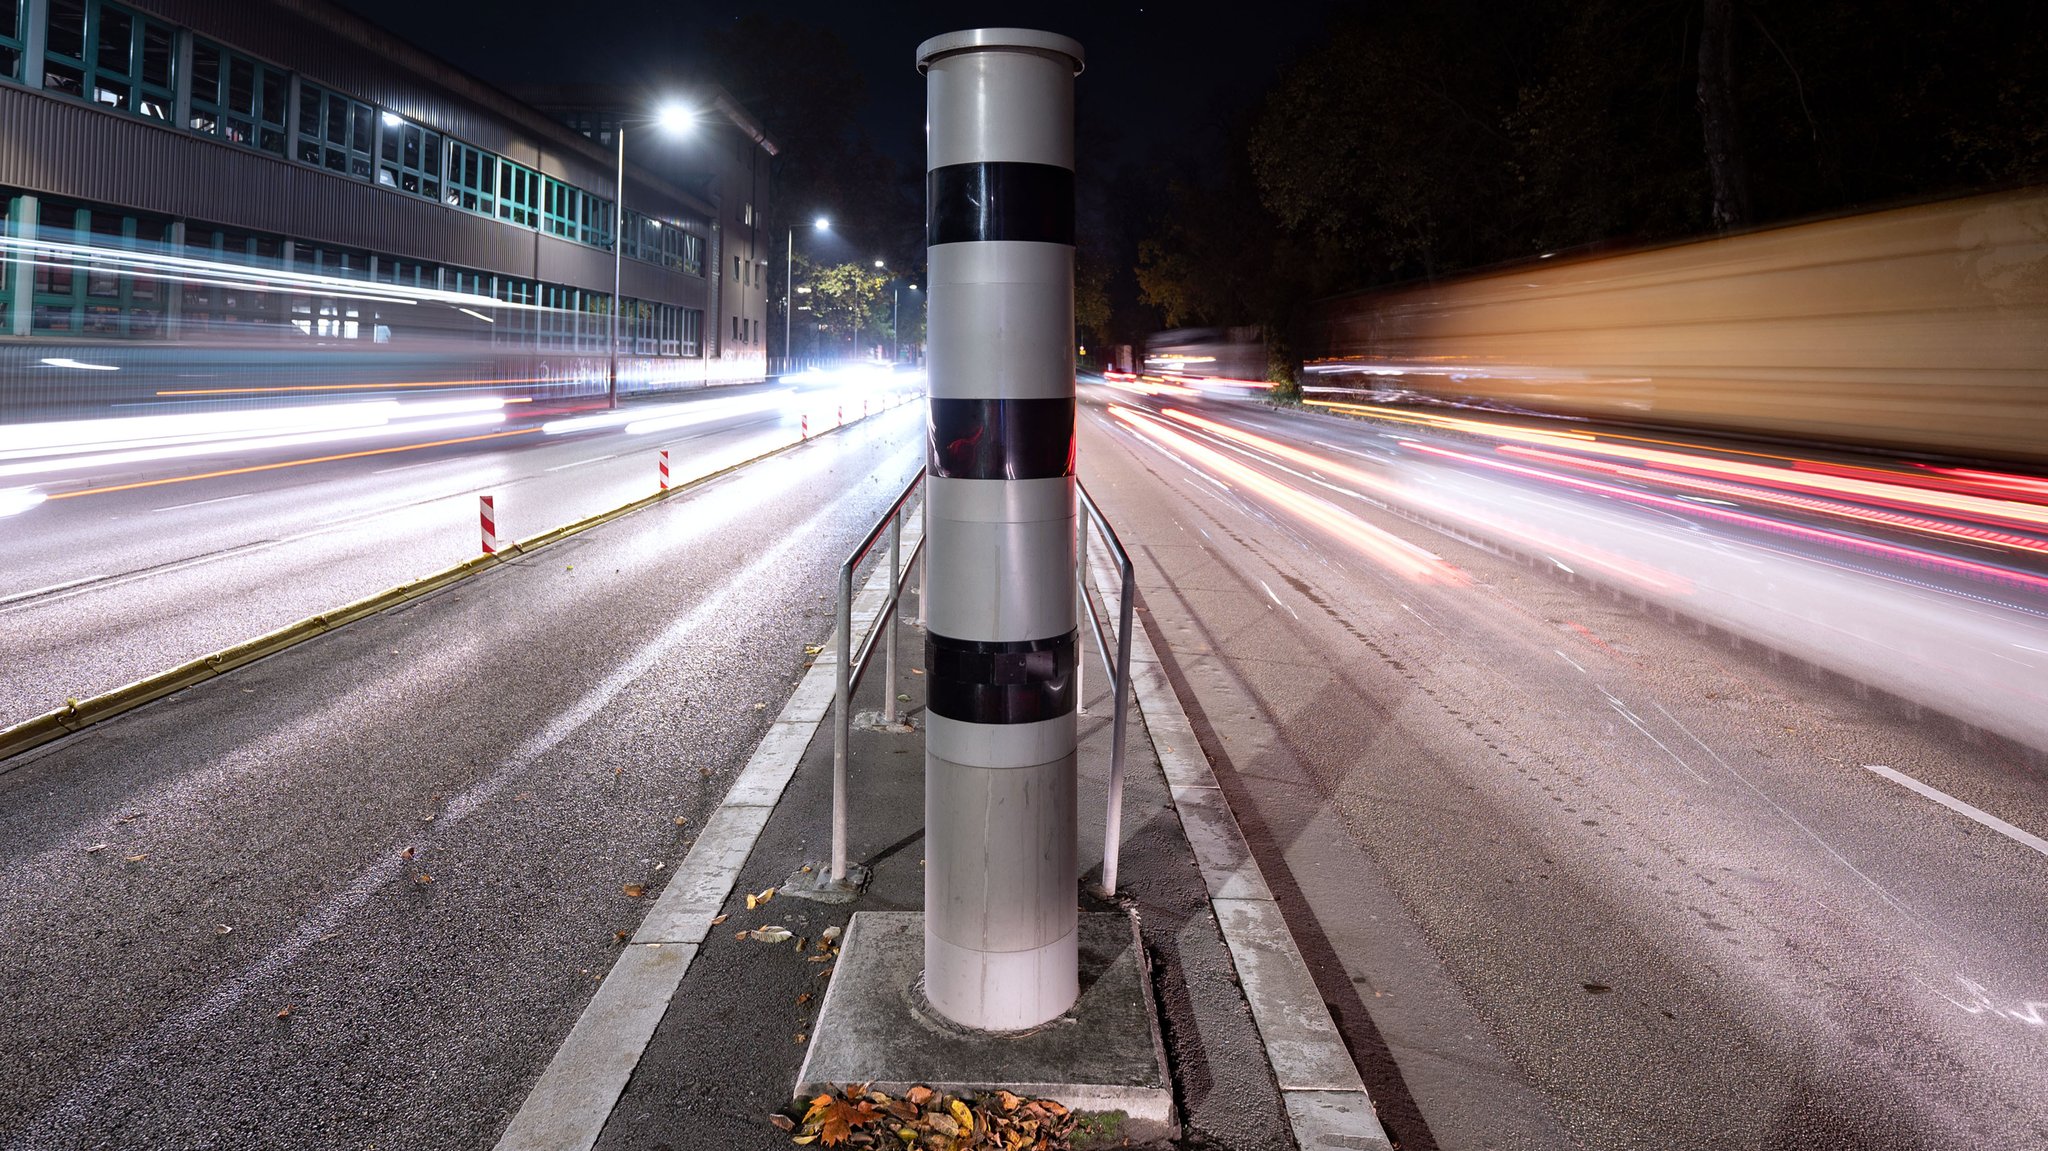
left=780, top=862, right=873, bottom=904
left=853, top=708, right=919, bottom=733
left=796, top=911, right=1176, bottom=1139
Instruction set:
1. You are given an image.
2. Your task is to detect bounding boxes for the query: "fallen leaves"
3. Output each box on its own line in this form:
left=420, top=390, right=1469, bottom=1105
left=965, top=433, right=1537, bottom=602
left=123, top=853, right=147, bottom=864
left=746, top=886, right=776, bottom=910
left=673, top=815, right=689, bottom=826
left=215, top=924, right=233, bottom=936
left=710, top=914, right=728, bottom=926
left=779, top=1085, right=1076, bottom=1149
left=747, top=925, right=794, bottom=944
left=84, top=843, right=108, bottom=854
left=622, top=884, right=647, bottom=898
left=275, top=1005, right=294, bottom=1019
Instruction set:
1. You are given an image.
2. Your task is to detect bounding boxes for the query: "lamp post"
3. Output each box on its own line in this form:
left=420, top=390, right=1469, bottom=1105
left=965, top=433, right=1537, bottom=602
left=785, top=216, right=830, bottom=373
left=608, top=102, right=696, bottom=410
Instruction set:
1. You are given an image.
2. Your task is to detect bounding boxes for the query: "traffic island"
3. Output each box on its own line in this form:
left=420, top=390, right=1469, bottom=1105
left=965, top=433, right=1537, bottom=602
left=795, top=911, right=1174, bottom=1139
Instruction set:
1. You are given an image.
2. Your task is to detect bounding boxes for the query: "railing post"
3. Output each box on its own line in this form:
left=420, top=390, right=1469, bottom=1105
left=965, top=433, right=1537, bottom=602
left=1101, top=554, right=1137, bottom=896
left=883, top=510, right=902, bottom=725
left=1076, top=509, right=1089, bottom=705
left=833, top=561, right=854, bottom=882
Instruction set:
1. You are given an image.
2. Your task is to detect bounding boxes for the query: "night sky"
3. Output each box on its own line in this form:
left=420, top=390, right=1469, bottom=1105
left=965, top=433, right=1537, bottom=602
left=332, top=1, right=1341, bottom=169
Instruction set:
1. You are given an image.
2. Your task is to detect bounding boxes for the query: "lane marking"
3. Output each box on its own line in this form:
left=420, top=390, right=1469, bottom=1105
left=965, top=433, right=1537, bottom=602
left=1555, top=648, right=1587, bottom=673
left=373, top=458, right=452, bottom=475
left=544, top=454, right=620, bottom=473
left=1865, top=765, right=2048, bottom=859
left=152, top=492, right=254, bottom=512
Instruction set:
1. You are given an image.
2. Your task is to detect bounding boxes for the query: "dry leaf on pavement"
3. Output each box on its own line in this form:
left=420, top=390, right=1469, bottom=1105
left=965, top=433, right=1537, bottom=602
left=622, top=884, right=647, bottom=898
left=749, top=925, right=793, bottom=943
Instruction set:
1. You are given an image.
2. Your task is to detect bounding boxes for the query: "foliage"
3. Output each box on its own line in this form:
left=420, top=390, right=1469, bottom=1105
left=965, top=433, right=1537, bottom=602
left=795, top=258, right=891, bottom=356
left=774, top=1083, right=1077, bottom=1150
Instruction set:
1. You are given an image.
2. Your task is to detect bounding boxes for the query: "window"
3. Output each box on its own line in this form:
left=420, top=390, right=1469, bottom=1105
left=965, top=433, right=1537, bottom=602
left=189, top=41, right=287, bottom=155
left=30, top=199, right=172, bottom=336
left=542, top=178, right=579, bottom=240
left=297, top=82, right=373, bottom=179
left=43, top=0, right=174, bottom=122
left=580, top=192, right=612, bottom=250
left=377, top=114, right=444, bottom=203
left=445, top=141, right=497, bottom=215
left=2, top=0, right=26, bottom=83
left=181, top=225, right=283, bottom=333
left=495, top=159, right=539, bottom=228
left=0, top=195, right=14, bottom=335
left=289, top=243, right=369, bottom=339
left=680, top=308, right=702, bottom=357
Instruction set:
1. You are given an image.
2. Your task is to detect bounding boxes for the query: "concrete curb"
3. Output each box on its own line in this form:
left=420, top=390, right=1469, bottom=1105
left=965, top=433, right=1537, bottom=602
left=1085, top=530, right=1393, bottom=1151
left=490, top=511, right=922, bottom=1151
left=0, top=397, right=914, bottom=768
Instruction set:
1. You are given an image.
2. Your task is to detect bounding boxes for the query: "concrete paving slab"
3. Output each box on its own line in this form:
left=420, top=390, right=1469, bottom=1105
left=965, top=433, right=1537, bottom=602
left=720, top=721, right=819, bottom=807
left=631, top=766, right=775, bottom=947
left=1284, top=1089, right=1395, bottom=1151
left=494, top=942, right=700, bottom=1151
left=1169, top=782, right=1275, bottom=902
left=1213, top=897, right=1366, bottom=1094
left=795, top=911, right=1175, bottom=1135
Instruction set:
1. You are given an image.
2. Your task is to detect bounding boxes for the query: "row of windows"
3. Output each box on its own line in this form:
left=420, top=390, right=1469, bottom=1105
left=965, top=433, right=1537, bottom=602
left=9, top=0, right=707, bottom=275
left=1, top=194, right=703, bottom=356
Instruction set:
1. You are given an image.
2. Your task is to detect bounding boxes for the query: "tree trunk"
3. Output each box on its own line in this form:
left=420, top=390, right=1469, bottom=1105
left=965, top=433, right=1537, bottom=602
left=1697, top=0, right=1752, bottom=230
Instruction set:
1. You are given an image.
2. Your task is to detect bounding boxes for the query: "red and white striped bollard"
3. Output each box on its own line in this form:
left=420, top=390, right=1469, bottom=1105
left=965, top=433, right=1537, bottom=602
left=479, top=495, right=497, bottom=555
left=658, top=449, right=669, bottom=491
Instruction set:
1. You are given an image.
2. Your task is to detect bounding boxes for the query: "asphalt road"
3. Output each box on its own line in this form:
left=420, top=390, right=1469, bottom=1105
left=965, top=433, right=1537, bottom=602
left=0, top=403, right=923, bottom=1149
left=0, top=380, right=901, bottom=727
left=1078, top=385, right=2048, bottom=1151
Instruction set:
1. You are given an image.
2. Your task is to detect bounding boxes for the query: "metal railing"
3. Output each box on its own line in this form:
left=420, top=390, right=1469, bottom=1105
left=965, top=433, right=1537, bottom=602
left=826, top=475, right=1136, bottom=896
left=1078, top=482, right=1138, bottom=896
left=831, top=470, right=927, bottom=881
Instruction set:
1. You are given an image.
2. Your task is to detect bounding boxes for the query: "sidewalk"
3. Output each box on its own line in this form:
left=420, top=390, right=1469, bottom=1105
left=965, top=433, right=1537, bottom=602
left=493, top=509, right=1380, bottom=1149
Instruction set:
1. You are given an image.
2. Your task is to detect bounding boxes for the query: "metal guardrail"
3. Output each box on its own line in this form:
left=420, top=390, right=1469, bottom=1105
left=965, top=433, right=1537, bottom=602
left=1078, top=482, right=1138, bottom=896
left=831, top=470, right=927, bottom=881
left=827, top=475, right=1136, bottom=895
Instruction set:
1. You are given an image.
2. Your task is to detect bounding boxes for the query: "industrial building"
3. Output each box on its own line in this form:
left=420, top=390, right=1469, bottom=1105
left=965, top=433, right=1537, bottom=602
left=0, top=0, right=775, bottom=391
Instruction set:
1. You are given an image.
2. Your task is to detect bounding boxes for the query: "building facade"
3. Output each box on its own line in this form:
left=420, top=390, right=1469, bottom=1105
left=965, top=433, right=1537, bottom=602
left=0, top=0, right=768, bottom=391
left=519, top=83, right=777, bottom=381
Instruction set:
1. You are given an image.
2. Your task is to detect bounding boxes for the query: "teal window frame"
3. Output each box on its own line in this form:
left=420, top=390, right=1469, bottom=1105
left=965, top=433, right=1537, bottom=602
left=495, top=159, right=539, bottom=228
left=189, top=39, right=287, bottom=155
left=0, top=195, right=14, bottom=336
left=29, top=199, right=172, bottom=337
left=377, top=114, right=444, bottom=203
left=2, top=0, right=26, bottom=83
left=445, top=141, right=497, bottom=216
left=541, top=178, right=580, bottom=240
left=42, top=0, right=175, bottom=122
left=580, top=192, right=612, bottom=250
left=288, top=243, right=370, bottom=339
left=181, top=224, right=284, bottom=333
left=297, top=82, right=374, bottom=179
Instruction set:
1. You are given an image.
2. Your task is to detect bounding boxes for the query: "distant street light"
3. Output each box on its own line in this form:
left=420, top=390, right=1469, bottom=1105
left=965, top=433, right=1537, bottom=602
left=891, top=282, right=919, bottom=362
left=610, top=103, right=695, bottom=409
left=786, top=217, right=831, bottom=370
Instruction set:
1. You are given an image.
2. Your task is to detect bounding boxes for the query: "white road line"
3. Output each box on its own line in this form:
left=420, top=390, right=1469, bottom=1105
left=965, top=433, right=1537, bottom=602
left=0, top=575, right=100, bottom=607
left=1257, top=578, right=1300, bottom=620
left=1865, top=765, right=2048, bottom=859
left=372, top=458, right=449, bottom=475
left=152, top=491, right=255, bottom=512
left=1555, top=649, right=1587, bottom=673
left=545, top=454, right=619, bottom=473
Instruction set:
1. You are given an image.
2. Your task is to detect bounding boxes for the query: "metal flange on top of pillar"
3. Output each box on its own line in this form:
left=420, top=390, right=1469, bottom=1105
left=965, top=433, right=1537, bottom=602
left=917, top=28, right=1086, bottom=1032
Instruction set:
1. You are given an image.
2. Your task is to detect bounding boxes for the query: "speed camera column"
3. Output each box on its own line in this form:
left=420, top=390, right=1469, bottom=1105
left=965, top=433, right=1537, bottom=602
left=916, top=28, right=1087, bottom=1032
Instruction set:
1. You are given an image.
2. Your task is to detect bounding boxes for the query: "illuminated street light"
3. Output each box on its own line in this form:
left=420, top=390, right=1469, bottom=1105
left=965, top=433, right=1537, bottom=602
left=609, top=101, right=696, bottom=409
left=786, top=217, right=832, bottom=371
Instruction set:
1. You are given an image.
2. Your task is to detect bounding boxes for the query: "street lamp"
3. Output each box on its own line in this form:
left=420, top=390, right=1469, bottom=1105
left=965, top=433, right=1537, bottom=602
left=609, top=102, right=696, bottom=409
left=891, top=282, right=919, bottom=363
left=785, top=216, right=830, bottom=373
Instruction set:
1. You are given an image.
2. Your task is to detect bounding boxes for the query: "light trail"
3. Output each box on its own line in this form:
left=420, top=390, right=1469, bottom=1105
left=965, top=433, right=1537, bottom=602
left=1110, top=405, right=1466, bottom=585
left=45, top=428, right=543, bottom=500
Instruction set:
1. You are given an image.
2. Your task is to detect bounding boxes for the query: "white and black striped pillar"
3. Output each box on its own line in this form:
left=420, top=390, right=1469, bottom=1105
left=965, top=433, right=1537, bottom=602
left=916, top=28, right=1086, bottom=1032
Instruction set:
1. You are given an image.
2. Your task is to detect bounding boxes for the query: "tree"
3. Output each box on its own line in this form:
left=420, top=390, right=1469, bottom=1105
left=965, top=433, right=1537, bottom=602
left=797, top=258, right=890, bottom=358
